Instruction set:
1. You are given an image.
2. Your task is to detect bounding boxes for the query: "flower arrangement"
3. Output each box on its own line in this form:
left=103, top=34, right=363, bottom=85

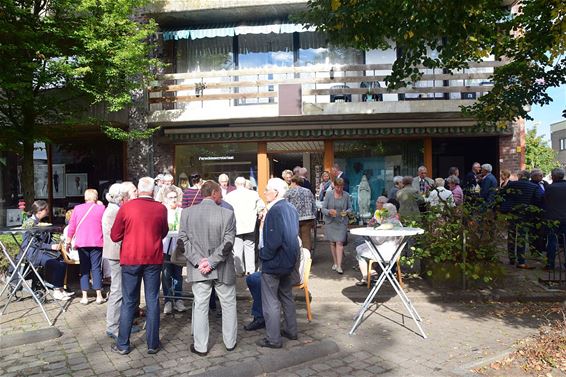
left=373, top=208, right=389, bottom=226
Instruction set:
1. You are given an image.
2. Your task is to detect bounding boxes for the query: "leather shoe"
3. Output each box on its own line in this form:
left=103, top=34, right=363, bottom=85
left=256, top=338, right=282, bottom=349
left=516, top=264, right=535, bottom=270
left=110, top=344, right=130, bottom=355
left=147, top=345, right=160, bottom=355
left=190, top=344, right=208, bottom=356
left=281, top=329, right=298, bottom=340
left=226, top=343, right=237, bottom=352
left=244, top=318, right=265, bottom=331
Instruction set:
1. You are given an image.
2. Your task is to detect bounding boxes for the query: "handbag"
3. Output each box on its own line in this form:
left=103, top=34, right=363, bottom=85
left=70, top=203, right=95, bottom=252
left=170, top=239, right=187, bottom=266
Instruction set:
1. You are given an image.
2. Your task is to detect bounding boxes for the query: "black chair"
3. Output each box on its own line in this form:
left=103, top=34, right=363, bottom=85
left=360, top=81, right=383, bottom=102
left=330, top=85, right=352, bottom=102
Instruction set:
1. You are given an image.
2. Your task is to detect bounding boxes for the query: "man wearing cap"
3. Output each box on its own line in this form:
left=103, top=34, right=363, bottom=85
left=153, top=174, right=164, bottom=200
left=256, top=178, right=300, bottom=349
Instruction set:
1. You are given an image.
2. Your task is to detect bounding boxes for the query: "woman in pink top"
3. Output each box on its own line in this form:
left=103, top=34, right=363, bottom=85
left=67, top=189, right=106, bottom=304
left=446, top=175, right=464, bottom=206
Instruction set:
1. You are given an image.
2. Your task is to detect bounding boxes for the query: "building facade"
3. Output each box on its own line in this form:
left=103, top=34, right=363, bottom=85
left=551, top=120, right=566, bottom=166
left=0, top=0, right=526, bottom=225
left=141, top=0, right=524, bottom=216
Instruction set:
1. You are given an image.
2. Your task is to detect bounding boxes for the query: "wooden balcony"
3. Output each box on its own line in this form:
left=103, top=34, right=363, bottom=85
left=148, top=61, right=503, bottom=125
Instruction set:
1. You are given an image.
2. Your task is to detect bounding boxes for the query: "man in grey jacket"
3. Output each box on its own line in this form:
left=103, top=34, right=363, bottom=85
left=178, top=180, right=237, bottom=356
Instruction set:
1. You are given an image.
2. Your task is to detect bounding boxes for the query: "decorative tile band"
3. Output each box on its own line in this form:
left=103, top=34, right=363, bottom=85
left=165, top=125, right=509, bottom=142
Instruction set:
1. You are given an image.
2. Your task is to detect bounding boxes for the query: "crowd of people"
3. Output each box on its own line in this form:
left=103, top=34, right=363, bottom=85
left=11, top=160, right=566, bottom=355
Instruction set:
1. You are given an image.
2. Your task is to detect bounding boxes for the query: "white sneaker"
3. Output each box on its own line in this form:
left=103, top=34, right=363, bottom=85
left=63, top=290, right=75, bottom=297
left=53, top=290, right=71, bottom=301
left=336, top=266, right=344, bottom=274
left=163, top=301, right=173, bottom=314
left=174, top=300, right=187, bottom=312
left=331, top=264, right=337, bottom=271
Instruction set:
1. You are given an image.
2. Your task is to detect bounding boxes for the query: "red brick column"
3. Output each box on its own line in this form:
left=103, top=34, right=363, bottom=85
left=499, top=118, right=525, bottom=173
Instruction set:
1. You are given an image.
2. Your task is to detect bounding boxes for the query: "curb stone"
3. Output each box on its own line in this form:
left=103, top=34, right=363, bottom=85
left=190, top=339, right=340, bottom=377
left=1, top=327, right=61, bottom=348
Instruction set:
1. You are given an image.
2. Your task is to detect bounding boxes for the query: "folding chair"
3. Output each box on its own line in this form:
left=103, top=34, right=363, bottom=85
left=294, top=257, right=312, bottom=321
left=0, top=226, right=66, bottom=326
left=59, top=242, right=80, bottom=290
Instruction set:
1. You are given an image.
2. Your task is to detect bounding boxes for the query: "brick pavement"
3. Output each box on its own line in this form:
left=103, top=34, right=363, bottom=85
left=1, top=235, right=564, bottom=377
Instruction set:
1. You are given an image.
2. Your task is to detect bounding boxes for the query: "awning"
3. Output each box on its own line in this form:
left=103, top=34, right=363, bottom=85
left=162, top=22, right=317, bottom=41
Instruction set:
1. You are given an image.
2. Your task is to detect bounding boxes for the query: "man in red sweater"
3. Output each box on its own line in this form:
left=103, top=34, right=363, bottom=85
left=110, top=177, right=168, bottom=355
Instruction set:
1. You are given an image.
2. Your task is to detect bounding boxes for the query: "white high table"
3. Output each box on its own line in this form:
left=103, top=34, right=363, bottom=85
left=349, top=227, right=426, bottom=338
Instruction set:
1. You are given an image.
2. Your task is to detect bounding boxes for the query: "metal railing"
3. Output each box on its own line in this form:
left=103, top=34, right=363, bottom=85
left=148, top=61, right=503, bottom=111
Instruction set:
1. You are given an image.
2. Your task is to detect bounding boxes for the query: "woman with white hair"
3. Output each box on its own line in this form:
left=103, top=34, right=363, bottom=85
left=426, top=178, right=455, bottom=207
left=103, top=183, right=137, bottom=339
left=354, top=203, right=402, bottom=286
left=67, top=188, right=106, bottom=305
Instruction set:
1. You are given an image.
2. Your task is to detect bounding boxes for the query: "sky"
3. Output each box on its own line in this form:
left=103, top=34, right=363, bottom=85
left=526, top=85, right=566, bottom=142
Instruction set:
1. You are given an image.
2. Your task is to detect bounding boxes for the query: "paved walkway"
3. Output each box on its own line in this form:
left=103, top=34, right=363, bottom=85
left=1, top=229, right=564, bottom=376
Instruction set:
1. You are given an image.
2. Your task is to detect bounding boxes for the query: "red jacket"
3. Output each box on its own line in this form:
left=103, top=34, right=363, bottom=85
left=111, top=197, right=168, bottom=265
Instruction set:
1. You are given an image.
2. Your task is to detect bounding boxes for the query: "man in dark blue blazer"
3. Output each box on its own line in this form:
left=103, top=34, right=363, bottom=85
left=500, top=170, right=543, bottom=268
left=544, top=168, right=566, bottom=270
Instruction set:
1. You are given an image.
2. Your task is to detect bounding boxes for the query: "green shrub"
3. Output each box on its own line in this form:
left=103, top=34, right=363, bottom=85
left=0, top=234, right=23, bottom=273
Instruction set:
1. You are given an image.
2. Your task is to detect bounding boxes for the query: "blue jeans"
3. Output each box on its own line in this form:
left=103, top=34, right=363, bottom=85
left=161, top=254, right=183, bottom=303
left=117, top=264, right=161, bottom=351
left=547, top=220, right=566, bottom=268
left=246, top=272, right=263, bottom=320
left=78, top=247, right=103, bottom=291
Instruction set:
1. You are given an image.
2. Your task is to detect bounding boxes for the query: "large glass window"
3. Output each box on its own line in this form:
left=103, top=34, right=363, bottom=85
left=175, top=143, right=258, bottom=188
left=176, top=37, right=234, bottom=73
left=238, top=33, right=293, bottom=104
left=334, top=139, right=423, bottom=215
left=298, top=32, right=364, bottom=66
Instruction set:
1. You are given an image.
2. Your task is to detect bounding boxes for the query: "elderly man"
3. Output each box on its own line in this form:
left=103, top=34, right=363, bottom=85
left=155, top=173, right=184, bottom=206
left=412, top=166, right=434, bottom=194
left=179, top=181, right=237, bottom=356
left=330, top=163, right=349, bottom=193
left=479, top=163, right=498, bottom=205
left=285, top=175, right=317, bottom=252
left=463, top=162, right=482, bottom=195
left=110, top=177, right=168, bottom=355
left=103, top=182, right=140, bottom=341
left=298, top=167, right=315, bottom=194
left=153, top=174, right=164, bottom=199
left=500, top=170, right=543, bottom=268
left=218, top=173, right=235, bottom=198
left=544, top=168, right=566, bottom=270
left=257, top=178, right=300, bottom=349
left=224, top=177, right=265, bottom=275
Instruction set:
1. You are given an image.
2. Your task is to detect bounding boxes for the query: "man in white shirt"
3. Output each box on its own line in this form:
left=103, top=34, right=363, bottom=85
left=224, top=177, right=266, bottom=275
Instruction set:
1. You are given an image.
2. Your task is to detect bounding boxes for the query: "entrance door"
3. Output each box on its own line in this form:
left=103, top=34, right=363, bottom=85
left=267, top=141, right=325, bottom=183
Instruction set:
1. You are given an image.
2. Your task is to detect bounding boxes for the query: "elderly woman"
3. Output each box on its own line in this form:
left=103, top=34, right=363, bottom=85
left=161, top=186, right=187, bottom=314
left=281, top=169, right=293, bottom=187
left=67, top=189, right=106, bottom=305
left=9, top=200, right=72, bottom=301
left=321, top=177, right=352, bottom=274
left=446, top=175, right=463, bottom=206
left=396, top=176, right=423, bottom=220
left=368, top=196, right=389, bottom=226
left=318, top=171, right=332, bottom=201
left=354, top=203, right=402, bottom=286
left=427, top=178, right=455, bottom=207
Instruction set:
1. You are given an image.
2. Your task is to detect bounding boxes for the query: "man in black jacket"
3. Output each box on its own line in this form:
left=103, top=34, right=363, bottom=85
left=529, top=168, right=548, bottom=255
left=500, top=170, right=543, bottom=268
left=544, top=168, right=566, bottom=270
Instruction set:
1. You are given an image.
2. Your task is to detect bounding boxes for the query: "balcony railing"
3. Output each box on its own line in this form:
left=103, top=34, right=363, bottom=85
left=148, top=61, right=503, bottom=117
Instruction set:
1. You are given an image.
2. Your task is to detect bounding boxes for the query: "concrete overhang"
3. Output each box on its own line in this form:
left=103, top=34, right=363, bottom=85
left=147, top=0, right=308, bottom=27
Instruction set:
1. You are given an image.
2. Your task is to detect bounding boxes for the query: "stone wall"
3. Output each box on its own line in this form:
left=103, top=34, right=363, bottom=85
left=499, top=118, right=525, bottom=173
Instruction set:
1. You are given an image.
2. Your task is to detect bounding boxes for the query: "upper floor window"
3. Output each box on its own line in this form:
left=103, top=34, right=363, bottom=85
left=560, top=138, right=566, bottom=151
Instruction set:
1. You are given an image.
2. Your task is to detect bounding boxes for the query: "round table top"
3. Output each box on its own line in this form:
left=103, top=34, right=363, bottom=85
left=0, top=224, right=63, bottom=235
left=350, top=227, right=424, bottom=237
